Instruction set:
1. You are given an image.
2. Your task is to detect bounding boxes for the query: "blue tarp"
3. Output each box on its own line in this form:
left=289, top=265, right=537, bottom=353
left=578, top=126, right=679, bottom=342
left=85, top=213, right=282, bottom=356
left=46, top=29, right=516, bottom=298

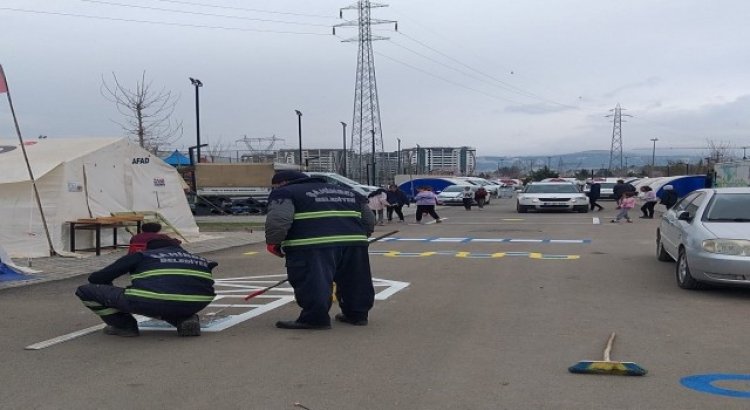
left=163, top=150, right=191, bottom=166
left=0, top=262, right=36, bottom=282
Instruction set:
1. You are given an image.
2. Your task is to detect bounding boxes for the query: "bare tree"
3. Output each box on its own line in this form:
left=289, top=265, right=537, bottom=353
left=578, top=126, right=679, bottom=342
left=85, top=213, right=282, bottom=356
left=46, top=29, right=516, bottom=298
left=101, top=71, right=182, bottom=153
left=705, top=139, right=736, bottom=164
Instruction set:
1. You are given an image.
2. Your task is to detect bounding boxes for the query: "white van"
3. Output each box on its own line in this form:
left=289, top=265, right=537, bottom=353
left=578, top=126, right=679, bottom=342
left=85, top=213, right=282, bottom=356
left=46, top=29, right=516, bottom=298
left=305, top=172, right=379, bottom=196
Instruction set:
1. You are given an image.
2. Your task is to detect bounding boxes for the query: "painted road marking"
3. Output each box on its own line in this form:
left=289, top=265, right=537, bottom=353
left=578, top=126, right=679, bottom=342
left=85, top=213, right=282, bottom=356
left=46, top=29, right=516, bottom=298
left=424, top=217, right=448, bottom=225
left=243, top=251, right=258, bottom=255
left=25, top=275, right=409, bottom=350
left=379, top=237, right=591, bottom=244
left=501, top=218, right=525, bottom=221
left=681, top=374, right=750, bottom=398
left=369, top=250, right=580, bottom=260
left=593, top=217, right=600, bottom=225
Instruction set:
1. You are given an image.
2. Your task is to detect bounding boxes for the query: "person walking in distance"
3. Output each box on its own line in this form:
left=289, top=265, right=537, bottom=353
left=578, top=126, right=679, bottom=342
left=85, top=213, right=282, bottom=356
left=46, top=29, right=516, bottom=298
left=586, top=180, right=604, bottom=211
left=611, top=191, right=637, bottom=223
left=367, top=188, right=390, bottom=226
left=474, top=186, right=488, bottom=210
left=386, top=184, right=409, bottom=223
left=461, top=186, right=474, bottom=211
left=265, top=170, right=376, bottom=329
left=75, top=236, right=216, bottom=337
left=414, top=186, right=442, bottom=224
left=639, top=186, right=658, bottom=218
left=659, top=185, right=679, bottom=210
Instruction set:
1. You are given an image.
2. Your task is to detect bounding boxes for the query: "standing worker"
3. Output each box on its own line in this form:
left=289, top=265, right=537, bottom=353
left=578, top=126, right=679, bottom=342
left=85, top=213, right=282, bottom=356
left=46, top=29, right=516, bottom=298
left=474, top=186, right=488, bottom=210
left=265, top=170, right=376, bottom=330
left=75, top=236, right=216, bottom=337
left=461, top=186, right=474, bottom=211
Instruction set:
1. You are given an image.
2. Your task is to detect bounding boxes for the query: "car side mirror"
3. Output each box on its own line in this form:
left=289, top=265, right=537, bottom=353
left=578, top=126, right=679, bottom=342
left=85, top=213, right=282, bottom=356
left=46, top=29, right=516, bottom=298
left=677, top=211, right=691, bottom=221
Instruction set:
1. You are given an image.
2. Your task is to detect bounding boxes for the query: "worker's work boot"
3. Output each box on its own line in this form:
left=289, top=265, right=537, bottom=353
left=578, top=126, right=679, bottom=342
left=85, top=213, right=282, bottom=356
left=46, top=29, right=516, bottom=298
left=103, top=325, right=140, bottom=337
left=176, top=315, right=201, bottom=337
left=335, top=313, right=368, bottom=326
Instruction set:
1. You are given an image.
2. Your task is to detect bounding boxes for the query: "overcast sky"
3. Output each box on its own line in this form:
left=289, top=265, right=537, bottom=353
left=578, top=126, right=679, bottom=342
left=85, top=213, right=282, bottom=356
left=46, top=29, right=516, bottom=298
left=1, top=0, right=749, bottom=156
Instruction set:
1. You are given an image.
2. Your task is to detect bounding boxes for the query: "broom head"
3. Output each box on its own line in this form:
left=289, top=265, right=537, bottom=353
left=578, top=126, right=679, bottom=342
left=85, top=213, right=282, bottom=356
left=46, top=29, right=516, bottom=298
left=568, top=360, right=647, bottom=376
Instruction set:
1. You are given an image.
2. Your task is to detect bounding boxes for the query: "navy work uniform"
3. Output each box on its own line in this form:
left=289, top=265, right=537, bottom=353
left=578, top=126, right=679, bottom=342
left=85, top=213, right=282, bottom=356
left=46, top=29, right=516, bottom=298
left=265, top=171, right=376, bottom=329
left=75, top=238, right=216, bottom=337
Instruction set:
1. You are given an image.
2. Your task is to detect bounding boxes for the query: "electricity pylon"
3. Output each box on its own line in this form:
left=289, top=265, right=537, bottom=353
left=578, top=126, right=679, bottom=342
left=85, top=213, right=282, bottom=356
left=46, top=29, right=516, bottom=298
left=334, top=1, right=397, bottom=185
left=605, top=103, right=632, bottom=172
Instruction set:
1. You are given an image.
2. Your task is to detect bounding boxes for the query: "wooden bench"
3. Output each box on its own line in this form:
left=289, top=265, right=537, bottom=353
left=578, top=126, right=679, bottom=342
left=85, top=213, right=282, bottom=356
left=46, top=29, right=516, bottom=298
left=68, top=216, right=143, bottom=255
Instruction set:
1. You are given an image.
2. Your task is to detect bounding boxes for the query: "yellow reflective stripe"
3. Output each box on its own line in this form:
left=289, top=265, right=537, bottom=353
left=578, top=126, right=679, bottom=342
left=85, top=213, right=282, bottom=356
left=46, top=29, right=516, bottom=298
left=82, top=301, right=103, bottom=307
left=94, top=308, right=120, bottom=316
left=124, top=289, right=215, bottom=302
left=131, top=269, right=212, bottom=281
left=282, top=235, right=369, bottom=247
left=294, top=211, right=361, bottom=220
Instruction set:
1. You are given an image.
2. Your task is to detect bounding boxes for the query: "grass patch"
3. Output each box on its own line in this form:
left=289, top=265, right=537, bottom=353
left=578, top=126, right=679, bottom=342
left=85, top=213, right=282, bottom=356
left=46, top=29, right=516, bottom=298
left=197, top=222, right=265, bottom=232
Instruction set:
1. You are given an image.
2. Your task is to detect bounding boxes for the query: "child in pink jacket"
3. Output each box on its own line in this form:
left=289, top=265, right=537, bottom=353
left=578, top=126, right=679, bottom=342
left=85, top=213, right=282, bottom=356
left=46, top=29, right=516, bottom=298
left=611, top=191, right=637, bottom=223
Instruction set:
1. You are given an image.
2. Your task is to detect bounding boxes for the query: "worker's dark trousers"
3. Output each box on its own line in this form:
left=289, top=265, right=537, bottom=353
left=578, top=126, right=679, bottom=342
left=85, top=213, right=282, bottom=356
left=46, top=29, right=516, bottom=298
left=75, top=284, right=208, bottom=329
left=284, top=246, right=374, bottom=326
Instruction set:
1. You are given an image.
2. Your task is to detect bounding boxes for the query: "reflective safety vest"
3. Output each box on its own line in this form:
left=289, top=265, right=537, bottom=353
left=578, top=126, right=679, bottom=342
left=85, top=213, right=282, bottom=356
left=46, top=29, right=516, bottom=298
left=271, top=179, right=370, bottom=250
left=124, top=246, right=215, bottom=304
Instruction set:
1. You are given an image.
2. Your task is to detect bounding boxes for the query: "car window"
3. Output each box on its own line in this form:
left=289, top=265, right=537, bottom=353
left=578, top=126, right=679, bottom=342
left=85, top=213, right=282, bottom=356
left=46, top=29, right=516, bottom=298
left=683, top=193, right=706, bottom=217
left=703, top=193, right=750, bottom=221
left=524, top=184, right=578, bottom=193
left=673, top=192, right=699, bottom=213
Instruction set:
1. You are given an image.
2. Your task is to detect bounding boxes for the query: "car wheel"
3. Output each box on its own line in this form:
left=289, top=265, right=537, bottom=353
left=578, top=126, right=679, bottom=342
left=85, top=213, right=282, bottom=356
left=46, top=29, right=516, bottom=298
left=656, top=231, right=672, bottom=262
left=676, top=248, right=703, bottom=289
left=516, top=202, right=528, bottom=213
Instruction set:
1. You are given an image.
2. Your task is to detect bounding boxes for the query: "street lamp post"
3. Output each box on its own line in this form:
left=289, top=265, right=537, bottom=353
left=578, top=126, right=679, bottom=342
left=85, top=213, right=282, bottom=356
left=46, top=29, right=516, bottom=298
left=371, top=129, right=376, bottom=186
left=295, top=110, right=303, bottom=169
left=650, top=138, right=659, bottom=177
left=340, top=122, right=347, bottom=177
left=189, top=77, right=203, bottom=163
left=397, top=138, right=401, bottom=174
left=743, top=146, right=748, bottom=160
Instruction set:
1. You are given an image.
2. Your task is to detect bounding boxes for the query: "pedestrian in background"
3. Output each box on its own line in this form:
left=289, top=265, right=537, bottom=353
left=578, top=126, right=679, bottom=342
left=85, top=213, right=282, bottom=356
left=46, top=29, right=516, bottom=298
left=414, top=186, right=442, bottom=224
left=586, top=180, right=604, bottom=211
left=386, top=184, right=409, bottom=223
left=265, top=170, right=376, bottom=329
left=660, top=185, right=679, bottom=210
left=461, top=186, right=473, bottom=211
left=611, top=191, right=637, bottom=223
left=639, top=186, right=658, bottom=218
left=474, top=186, right=488, bottom=210
left=367, top=188, right=390, bottom=226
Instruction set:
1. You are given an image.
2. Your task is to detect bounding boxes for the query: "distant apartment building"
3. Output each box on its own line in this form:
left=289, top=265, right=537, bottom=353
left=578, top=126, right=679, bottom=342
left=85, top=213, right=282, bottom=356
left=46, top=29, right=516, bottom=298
left=401, top=146, right=476, bottom=175
left=276, top=148, right=349, bottom=173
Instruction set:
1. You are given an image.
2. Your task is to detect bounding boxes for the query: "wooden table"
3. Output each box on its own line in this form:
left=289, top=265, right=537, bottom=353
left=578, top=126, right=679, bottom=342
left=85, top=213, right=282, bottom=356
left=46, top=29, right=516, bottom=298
left=68, top=218, right=142, bottom=255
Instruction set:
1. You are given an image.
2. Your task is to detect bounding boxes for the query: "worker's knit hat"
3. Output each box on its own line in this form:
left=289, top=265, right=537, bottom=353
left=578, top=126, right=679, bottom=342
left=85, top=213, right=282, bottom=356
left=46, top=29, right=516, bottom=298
left=272, top=170, right=307, bottom=185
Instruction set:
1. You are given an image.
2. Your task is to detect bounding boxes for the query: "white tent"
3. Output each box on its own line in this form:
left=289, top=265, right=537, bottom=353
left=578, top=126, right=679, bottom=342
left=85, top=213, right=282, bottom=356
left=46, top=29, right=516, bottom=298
left=0, top=137, right=198, bottom=258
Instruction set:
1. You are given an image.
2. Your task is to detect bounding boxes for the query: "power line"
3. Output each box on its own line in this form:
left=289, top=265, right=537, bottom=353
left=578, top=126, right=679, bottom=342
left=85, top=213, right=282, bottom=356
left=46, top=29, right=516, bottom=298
left=397, top=31, right=577, bottom=110
left=0, top=7, right=331, bottom=35
left=81, top=0, right=332, bottom=27
left=152, top=0, right=338, bottom=19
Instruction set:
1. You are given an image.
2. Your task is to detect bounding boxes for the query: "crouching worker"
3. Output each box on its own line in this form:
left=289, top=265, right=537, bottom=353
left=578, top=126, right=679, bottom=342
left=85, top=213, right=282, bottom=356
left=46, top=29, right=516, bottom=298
left=75, top=236, right=217, bottom=337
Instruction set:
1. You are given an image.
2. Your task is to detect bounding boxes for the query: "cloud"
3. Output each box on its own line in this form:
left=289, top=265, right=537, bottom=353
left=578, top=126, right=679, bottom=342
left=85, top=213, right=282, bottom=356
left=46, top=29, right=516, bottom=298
left=504, top=103, right=577, bottom=115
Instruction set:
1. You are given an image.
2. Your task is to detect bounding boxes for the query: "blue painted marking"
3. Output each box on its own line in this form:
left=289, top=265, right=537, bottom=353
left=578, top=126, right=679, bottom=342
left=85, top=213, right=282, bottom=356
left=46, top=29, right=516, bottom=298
left=384, top=237, right=591, bottom=244
left=681, top=374, right=750, bottom=398
left=461, top=238, right=472, bottom=243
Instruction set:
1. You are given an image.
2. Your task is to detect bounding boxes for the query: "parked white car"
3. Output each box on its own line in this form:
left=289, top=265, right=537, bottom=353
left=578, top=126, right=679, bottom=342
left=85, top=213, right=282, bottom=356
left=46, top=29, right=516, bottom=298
left=436, top=185, right=490, bottom=205
left=656, top=188, right=750, bottom=289
left=517, top=182, right=589, bottom=213
left=456, top=177, right=500, bottom=198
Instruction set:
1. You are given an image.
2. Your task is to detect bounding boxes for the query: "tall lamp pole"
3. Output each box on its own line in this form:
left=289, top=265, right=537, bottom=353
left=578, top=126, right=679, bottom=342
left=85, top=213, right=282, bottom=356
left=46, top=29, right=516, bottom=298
left=295, top=110, right=303, bottom=170
left=650, top=138, right=659, bottom=177
left=397, top=138, right=402, bottom=174
left=371, top=130, right=376, bottom=186
left=189, top=78, right=203, bottom=163
left=340, top=122, right=347, bottom=177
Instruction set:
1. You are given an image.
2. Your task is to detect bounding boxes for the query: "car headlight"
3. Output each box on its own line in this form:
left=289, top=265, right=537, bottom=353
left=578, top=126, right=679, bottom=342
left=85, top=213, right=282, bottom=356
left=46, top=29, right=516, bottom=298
left=702, top=239, right=750, bottom=256
left=532, top=198, right=540, bottom=203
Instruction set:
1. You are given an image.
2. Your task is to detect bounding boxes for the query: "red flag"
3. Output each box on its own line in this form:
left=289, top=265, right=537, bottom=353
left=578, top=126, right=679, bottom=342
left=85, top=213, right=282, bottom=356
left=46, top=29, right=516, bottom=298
left=0, top=65, right=7, bottom=94
left=0, top=65, right=8, bottom=94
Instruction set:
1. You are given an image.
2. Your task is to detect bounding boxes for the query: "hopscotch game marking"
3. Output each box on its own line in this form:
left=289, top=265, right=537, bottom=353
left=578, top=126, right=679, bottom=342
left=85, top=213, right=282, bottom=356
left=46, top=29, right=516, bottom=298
left=25, top=275, right=409, bottom=350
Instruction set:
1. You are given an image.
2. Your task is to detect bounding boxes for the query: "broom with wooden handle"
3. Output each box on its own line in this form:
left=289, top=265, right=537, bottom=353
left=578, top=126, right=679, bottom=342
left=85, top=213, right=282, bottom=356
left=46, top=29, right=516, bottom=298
left=568, top=332, right=647, bottom=376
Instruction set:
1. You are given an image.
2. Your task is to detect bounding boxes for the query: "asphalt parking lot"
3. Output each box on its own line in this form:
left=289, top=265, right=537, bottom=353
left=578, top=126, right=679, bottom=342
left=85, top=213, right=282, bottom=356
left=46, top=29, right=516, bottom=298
left=2, top=197, right=750, bottom=409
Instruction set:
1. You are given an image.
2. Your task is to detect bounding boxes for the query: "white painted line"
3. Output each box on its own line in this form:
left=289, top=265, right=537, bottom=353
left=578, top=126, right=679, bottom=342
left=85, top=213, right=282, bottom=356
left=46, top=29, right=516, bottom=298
left=471, top=238, right=506, bottom=243
left=431, top=238, right=465, bottom=242
left=395, top=238, right=428, bottom=241
left=25, top=324, right=105, bottom=350
left=374, top=278, right=410, bottom=300
left=593, top=217, right=600, bottom=225
left=508, top=239, right=543, bottom=243
left=198, top=296, right=295, bottom=331
left=424, top=217, right=448, bottom=225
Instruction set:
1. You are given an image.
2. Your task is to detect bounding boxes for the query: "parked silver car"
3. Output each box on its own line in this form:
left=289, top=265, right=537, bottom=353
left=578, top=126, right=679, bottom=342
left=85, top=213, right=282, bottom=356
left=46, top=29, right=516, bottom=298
left=656, top=188, right=750, bottom=289
left=516, top=182, right=589, bottom=213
